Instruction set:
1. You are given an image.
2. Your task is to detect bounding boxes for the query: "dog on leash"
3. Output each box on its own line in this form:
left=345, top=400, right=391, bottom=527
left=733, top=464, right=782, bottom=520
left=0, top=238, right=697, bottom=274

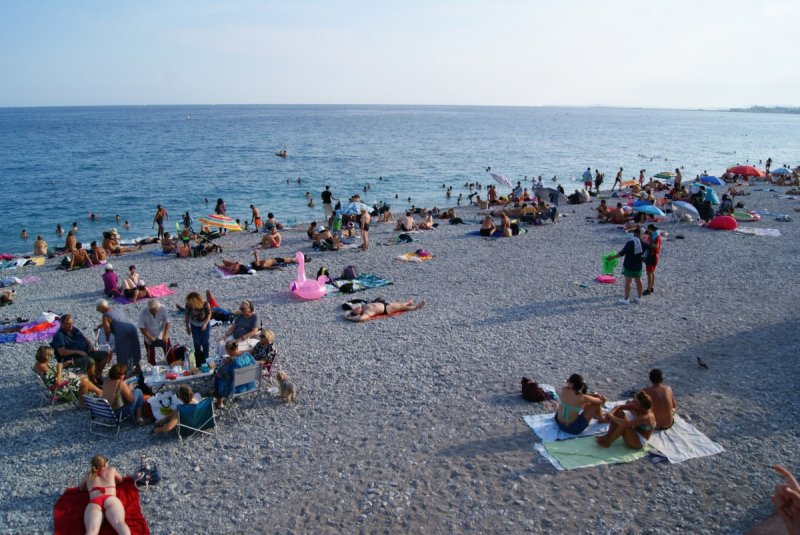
left=275, top=371, right=296, bottom=403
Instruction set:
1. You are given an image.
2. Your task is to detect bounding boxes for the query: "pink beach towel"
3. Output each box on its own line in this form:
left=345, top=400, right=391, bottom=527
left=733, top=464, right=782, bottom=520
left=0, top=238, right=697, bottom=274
left=18, top=276, right=42, bottom=284
left=113, top=284, right=177, bottom=304
left=11, top=320, right=62, bottom=343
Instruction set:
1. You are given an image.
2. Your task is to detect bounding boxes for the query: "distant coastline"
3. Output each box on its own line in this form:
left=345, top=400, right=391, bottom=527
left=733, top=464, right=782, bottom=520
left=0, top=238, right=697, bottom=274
left=728, top=105, right=800, bottom=115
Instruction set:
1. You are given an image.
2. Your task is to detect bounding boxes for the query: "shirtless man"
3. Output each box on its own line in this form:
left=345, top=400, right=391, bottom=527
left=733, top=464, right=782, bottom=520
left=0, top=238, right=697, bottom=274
left=642, top=369, right=676, bottom=430
left=605, top=203, right=631, bottom=224
left=597, top=199, right=611, bottom=219
left=68, top=243, right=93, bottom=270
left=34, top=235, right=48, bottom=255
left=152, top=205, right=169, bottom=240
left=394, top=212, right=418, bottom=232
left=611, top=167, right=623, bottom=192
left=417, top=213, right=435, bottom=229
left=102, top=231, right=140, bottom=254
left=65, top=231, right=77, bottom=252
left=90, top=241, right=107, bottom=263
left=343, top=298, right=426, bottom=322
left=250, top=205, right=261, bottom=232
left=500, top=212, right=512, bottom=236
left=260, top=227, right=282, bottom=248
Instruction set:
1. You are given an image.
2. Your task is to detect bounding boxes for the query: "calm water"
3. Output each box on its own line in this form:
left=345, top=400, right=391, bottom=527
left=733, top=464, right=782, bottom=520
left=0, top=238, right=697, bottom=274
left=1, top=105, right=798, bottom=254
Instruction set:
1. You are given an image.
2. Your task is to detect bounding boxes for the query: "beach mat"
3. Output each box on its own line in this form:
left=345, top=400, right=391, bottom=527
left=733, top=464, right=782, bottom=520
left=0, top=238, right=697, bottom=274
left=534, top=436, right=649, bottom=471
left=113, top=284, right=177, bottom=304
left=646, top=415, right=724, bottom=464
left=324, top=273, right=392, bottom=297
left=467, top=229, right=527, bottom=238
left=215, top=267, right=253, bottom=278
left=734, top=228, right=781, bottom=237
left=395, top=252, right=434, bottom=262
left=522, top=412, right=609, bottom=442
left=18, top=276, right=42, bottom=285
left=54, top=477, right=150, bottom=535
left=0, top=320, right=61, bottom=345
left=150, top=249, right=177, bottom=256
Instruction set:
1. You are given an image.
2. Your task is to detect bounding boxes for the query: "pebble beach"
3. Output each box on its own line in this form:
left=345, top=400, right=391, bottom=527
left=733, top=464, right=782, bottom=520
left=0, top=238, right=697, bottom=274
left=1, top=185, right=799, bottom=534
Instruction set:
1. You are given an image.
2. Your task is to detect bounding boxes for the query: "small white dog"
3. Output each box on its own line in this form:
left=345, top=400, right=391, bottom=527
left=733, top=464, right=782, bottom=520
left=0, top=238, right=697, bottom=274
left=275, top=371, right=296, bottom=403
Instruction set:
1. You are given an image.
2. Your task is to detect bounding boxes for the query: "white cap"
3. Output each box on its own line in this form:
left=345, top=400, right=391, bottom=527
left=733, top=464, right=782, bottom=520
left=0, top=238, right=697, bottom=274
left=105, top=264, right=113, bottom=270
left=316, top=225, right=326, bottom=232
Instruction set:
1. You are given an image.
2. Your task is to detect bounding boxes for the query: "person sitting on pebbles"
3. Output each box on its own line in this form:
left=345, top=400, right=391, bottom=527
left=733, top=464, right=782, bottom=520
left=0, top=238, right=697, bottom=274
left=343, top=298, right=426, bottom=322
left=260, top=227, right=282, bottom=249
left=595, top=391, right=656, bottom=450
left=161, top=232, right=179, bottom=254
left=554, top=374, right=606, bottom=435
left=68, top=242, right=93, bottom=270
left=120, top=265, right=151, bottom=302
left=642, top=368, right=676, bottom=430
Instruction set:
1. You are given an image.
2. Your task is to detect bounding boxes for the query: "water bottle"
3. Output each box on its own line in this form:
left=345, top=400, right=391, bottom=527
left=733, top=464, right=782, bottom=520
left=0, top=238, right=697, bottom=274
left=183, top=354, right=189, bottom=372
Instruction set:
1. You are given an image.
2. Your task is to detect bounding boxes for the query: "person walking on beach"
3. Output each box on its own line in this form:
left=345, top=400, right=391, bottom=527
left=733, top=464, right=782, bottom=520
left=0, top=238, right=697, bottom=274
left=152, top=205, right=169, bottom=240
left=765, top=157, right=772, bottom=174
left=611, top=167, right=623, bottom=191
left=643, top=223, right=661, bottom=296
left=249, top=205, right=261, bottom=232
left=321, top=186, right=338, bottom=220
left=583, top=167, right=593, bottom=191
left=605, top=227, right=651, bottom=304
left=359, top=207, right=371, bottom=252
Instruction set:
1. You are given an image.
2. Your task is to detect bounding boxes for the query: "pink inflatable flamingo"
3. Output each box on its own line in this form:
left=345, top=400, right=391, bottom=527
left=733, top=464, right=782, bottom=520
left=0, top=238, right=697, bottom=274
left=289, top=251, right=327, bottom=300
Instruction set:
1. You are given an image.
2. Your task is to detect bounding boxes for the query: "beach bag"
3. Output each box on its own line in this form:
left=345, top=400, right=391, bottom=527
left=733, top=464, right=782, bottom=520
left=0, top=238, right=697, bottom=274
left=602, top=253, right=619, bottom=275
left=521, top=378, right=548, bottom=402
left=133, top=456, right=161, bottom=488
left=60, top=256, right=72, bottom=268
left=341, top=266, right=357, bottom=280
left=398, top=233, right=413, bottom=242
left=316, top=267, right=329, bottom=280
left=337, top=282, right=355, bottom=294
left=449, top=217, right=463, bottom=225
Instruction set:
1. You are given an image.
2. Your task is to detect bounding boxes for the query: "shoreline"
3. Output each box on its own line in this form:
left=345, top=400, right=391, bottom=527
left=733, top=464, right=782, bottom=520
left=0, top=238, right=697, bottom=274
left=1, top=186, right=799, bottom=534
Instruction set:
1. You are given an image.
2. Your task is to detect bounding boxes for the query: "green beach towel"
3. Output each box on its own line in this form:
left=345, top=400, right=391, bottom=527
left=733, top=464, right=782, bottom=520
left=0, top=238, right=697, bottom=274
left=602, top=253, right=619, bottom=275
left=539, top=436, right=649, bottom=470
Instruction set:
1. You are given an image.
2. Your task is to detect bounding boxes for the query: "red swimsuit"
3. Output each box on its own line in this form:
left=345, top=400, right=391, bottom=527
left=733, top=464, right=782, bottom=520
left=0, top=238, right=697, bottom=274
left=89, top=484, right=116, bottom=508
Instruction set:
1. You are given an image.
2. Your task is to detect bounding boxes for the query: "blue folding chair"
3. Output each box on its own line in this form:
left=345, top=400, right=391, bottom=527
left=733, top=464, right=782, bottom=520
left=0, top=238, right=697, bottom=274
left=177, top=397, right=218, bottom=444
left=83, top=395, right=126, bottom=439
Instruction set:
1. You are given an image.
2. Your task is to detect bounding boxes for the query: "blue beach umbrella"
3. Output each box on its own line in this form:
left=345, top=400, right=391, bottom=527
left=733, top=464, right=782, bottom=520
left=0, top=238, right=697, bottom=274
left=632, top=204, right=666, bottom=218
left=771, top=167, right=791, bottom=175
left=699, top=176, right=726, bottom=186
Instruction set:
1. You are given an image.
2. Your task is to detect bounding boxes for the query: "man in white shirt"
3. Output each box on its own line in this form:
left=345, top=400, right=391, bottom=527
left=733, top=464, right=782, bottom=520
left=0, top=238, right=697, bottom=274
left=138, top=298, right=173, bottom=365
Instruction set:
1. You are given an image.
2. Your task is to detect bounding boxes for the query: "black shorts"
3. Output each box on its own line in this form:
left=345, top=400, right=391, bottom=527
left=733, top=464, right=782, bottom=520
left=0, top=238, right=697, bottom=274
left=123, top=288, right=136, bottom=298
left=362, top=224, right=370, bottom=232
left=480, top=228, right=492, bottom=237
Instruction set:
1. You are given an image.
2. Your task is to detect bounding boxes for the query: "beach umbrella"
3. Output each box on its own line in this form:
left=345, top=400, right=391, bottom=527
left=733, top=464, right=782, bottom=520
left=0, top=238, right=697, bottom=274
left=489, top=172, right=513, bottom=189
left=654, top=172, right=675, bottom=179
left=672, top=200, right=699, bottom=221
left=620, top=180, right=637, bottom=188
left=771, top=167, right=791, bottom=175
left=336, top=202, right=370, bottom=216
left=633, top=204, right=666, bottom=218
left=699, top=176, right=726, bottom=186
left=726, top=165, right=765, bottom=178
left=197, top=214, right=242, bottom=231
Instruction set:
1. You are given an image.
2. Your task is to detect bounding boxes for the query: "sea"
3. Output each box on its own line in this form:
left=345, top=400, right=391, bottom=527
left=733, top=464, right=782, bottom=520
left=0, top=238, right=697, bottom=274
left=1, top=104, right=798, bottom=255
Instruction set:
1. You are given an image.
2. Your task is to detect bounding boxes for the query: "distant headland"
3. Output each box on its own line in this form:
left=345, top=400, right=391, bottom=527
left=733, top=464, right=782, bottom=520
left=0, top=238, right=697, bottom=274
left=728, top=105, right=800, bottom=115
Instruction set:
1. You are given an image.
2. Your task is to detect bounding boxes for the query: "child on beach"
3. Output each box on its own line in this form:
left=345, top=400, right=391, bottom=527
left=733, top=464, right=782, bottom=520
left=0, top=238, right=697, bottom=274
left=605, top=227, right=651, bottom=304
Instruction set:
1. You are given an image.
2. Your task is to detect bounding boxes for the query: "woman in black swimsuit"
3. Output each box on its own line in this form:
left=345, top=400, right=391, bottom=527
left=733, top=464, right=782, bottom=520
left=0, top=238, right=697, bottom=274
left=359, top=208, right=371, bottom=252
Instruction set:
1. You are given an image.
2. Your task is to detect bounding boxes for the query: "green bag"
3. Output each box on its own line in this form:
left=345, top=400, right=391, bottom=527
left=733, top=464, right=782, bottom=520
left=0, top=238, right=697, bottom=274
left=602, top=253, right=618, bottom=275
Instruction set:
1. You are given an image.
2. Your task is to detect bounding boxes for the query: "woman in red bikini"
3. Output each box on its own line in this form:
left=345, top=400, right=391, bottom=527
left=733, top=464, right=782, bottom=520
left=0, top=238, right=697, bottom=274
left=78, top=454, right=131, bottom=534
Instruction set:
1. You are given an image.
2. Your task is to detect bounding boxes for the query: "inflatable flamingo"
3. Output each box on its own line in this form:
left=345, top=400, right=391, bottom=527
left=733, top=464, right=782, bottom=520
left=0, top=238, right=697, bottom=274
left=289, top=251, right=327, bottom=300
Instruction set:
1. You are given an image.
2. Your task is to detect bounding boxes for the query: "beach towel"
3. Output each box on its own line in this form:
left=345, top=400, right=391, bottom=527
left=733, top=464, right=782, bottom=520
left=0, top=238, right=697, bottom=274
left=534, top=436, right=649, bottom=471
left=522, top=413, right=610, bottom=443
left=150, top=249, right=177, bottom=256
left=358, top=310, right=407, bottom=322
left=752, top=210, right=785, bottom=217
left=324, top=273, right=392, bottom=297
left=734, top=228, right=781, bottom=237
left=18, top=276, right=42, bottom=285
left=113, top=284, right=177, bottom=304
left=0, top=319, right=61, bottom=344
left=54, top=477, right=150, bottom=535
left=646, top=415, right=724, bottom=464
left=467, top=229, right=527, bottom=238
left=395, top=251, right=435, bottom=262
left=382, top=236, right=418, bottom=245
left=215, top=267, right=254, bottom=278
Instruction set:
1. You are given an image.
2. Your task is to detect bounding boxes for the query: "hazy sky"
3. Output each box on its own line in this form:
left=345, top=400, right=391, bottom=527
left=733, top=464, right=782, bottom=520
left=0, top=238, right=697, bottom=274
left=1, top=0, right=798, bottom=108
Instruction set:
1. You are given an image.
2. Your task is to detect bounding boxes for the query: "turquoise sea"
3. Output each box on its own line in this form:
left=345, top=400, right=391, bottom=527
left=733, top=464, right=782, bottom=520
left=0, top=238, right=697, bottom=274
left=1, top=104, right=798, bottom=255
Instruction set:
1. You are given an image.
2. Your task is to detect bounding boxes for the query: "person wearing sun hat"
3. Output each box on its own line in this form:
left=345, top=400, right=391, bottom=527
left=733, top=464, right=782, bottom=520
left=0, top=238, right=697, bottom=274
left=101, top=263, right=121, bottom=298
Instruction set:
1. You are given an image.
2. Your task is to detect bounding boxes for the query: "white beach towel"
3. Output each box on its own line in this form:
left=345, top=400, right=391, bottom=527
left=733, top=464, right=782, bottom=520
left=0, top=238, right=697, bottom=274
left=646, top=415, right=724, bottom=464
left=734, top=228, right=781, bottom=237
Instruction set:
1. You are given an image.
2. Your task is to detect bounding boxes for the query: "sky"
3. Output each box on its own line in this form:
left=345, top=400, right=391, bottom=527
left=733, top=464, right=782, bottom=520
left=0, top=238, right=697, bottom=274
left=1, top=0, right=798, bottom=108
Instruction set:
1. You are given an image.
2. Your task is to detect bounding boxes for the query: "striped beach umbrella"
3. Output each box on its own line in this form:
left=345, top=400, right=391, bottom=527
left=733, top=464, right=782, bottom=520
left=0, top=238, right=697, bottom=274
left=197, top=214, right=242, bottom=231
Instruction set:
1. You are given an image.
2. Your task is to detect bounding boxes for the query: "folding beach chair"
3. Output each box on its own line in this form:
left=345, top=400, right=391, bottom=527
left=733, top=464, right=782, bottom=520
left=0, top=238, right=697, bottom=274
left=177, top=397, right=218, bottom=443
left=32, top=369, right=79, bottom=421
left=83, top=395, right=127, bottom=439
left=227, top=362, right=265, bottom=423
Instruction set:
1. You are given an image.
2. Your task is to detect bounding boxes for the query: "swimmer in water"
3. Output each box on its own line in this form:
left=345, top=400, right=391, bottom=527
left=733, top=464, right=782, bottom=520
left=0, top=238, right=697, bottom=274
left=20, top=229, right=28, bottom=239
left=56, top=224, right=64, bottom=234
left=124, top=220, right=130, bottom=229
left=308, top=199, right=316, bottom=207
left=204, top=198, right=209, bottom=203
left=305, top=192, right=311, bottom=198
left=115, top=214, right=120, bottom=221
left=297, top=177, right=302, bottom=184
left=72, top=221, right=78, bottom=233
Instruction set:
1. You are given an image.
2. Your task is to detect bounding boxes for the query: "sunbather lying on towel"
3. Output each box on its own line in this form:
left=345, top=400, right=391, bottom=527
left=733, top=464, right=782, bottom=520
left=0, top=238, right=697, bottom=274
left=595, top=391, right=656, bottom=450
left=78, top=455, right=131, bottom=535
left=343, top=298, right=425, bottom=322
left=554, top=374, right=606, bottom=435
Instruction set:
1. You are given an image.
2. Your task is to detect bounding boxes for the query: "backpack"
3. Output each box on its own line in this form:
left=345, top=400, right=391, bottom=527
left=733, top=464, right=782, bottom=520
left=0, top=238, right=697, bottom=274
left=521, top=377, right=548, bottom=402
left=398, top=233, right=413, bottom=242
left=341, top=266, right=357, bottom=280
left=449, top=217, right=464, bottom=225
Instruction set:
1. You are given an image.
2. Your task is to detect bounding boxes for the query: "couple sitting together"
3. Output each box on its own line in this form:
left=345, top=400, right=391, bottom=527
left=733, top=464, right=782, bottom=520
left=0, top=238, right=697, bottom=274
left=555, top=370, right=676, bottom=449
